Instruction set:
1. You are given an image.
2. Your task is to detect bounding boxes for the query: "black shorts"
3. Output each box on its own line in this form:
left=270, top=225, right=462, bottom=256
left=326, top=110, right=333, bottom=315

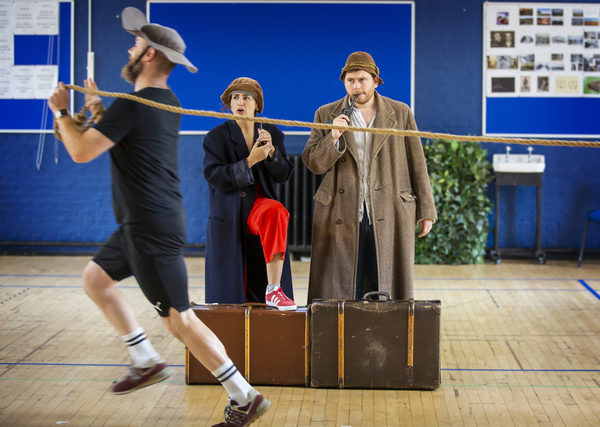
left=93, top=221, right=190, bottom=317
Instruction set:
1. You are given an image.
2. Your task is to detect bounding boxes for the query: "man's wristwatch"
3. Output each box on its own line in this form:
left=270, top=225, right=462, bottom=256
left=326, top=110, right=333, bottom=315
left=55, top=109, right=70, bottom=119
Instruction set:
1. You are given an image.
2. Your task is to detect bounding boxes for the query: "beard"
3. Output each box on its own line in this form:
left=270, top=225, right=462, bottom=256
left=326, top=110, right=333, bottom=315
left=121, top=46, right=148, bottom=85
left=354, top=91, right=374, bottom=105
left=121, top=59, right=142, bottom=85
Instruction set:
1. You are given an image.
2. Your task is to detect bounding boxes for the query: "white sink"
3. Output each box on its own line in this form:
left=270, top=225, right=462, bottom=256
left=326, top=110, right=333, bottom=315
left=493, top=154, right=545, bottom=173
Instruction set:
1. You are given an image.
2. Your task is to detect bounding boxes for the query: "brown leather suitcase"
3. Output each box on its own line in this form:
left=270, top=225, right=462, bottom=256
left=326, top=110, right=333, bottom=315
left=310, top=293, right=441, bottom=389
left=185, top=303, right=310, bottom=386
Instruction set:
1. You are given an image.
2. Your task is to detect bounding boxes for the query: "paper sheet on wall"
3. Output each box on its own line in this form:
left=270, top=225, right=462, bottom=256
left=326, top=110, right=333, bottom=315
left=0, top=33, right=13, bottom=66
left=0, top=3, right=13, bottom=34
left=0, top=67, right=12, bottom=99
left=34, top=65, right=57, bottom=99
left=35, top=2, right=58, bottom=35
left=12, top=65, right=34, bottom=98
left=12, top=3, right=34, bottom=35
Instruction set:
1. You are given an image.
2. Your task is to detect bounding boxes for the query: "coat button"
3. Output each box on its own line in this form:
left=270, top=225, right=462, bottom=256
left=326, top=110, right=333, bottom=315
left=341, top=157, right=347, bottom=162
left=336, top=219, right=342, bottom=224
left=241, top=192, right=246, bottom=197
left=409, top=195, right=413, bottom=198
left=339, top=189, right=344, bottom=194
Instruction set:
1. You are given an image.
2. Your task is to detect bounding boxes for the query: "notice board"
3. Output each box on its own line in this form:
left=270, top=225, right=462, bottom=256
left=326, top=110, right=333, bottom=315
left=0, top=0, right=73, bottom=133
left=483, top=2, right=600, bottom=138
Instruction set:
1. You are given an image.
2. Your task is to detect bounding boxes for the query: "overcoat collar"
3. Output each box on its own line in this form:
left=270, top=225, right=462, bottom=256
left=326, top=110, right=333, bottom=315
left=326, top=91, right=397, bottom=161
left=226, top=119, right=258, bottom=161
left=370, top=91, right=396, bottom=159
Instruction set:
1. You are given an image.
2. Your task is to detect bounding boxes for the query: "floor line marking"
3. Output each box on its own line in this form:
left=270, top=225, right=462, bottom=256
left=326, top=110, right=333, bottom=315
left=1, top=284, right=595, bottom=293
left=2, top=274, right=600, bottom=282
left=0, top=378, right=597, bottom=389
left=579, top=279, right=600, bottom=301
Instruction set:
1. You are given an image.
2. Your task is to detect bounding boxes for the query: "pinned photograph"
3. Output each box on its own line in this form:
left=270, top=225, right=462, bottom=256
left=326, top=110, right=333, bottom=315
left=536, top=62, right=550, bottom=71
left=521, top=35, right=534, bottom=44
left=583, top=76, right=600, bottom=94
left=572, top=53, right=583, bottom=71
left=552, top=9, right=563, bottom=17
left=552, top=35, right=567, bottom=44
left=537, top=76, right=549, bottom=92
left=497, top=12, right=509, bottom=25
left=520, top=75, right=531, bottom=92
left=584, top=55, right=599, bottom=71
left=491, top=31, right=515, bottom=48
left=538, top=17, right=551, bottom=25
left=536, top=33, right=550, bottom=45
left=491, top=77, right=515, bottom=93
left=584, top=31, right=598, bottom=40
left=487, top=55, right=497, bottom=69
left=573, top=9, right=583, bottom=17
left=551, top=63, right=565, bottom=71
left=584, top=17, right=599, bottom=26
left=520, top=18, right=534, bottom=25
left=573, top=18, right=584, bottom=26
left=552, top=17, right=563, bottom=26
left=585, top=40, right=599, bottom=49
left=568, top=35, right=583, bottom=45
left=537, top=8, right=551, bottom=16
left=520, top=8, right=533, bottom=16
left=497, top=55, right=518, bottom=69
left=520, top=54, right=535, bottom=71
left=554, top=76, right=579, bottom=94
left=551, top=53, right=564, bottom=62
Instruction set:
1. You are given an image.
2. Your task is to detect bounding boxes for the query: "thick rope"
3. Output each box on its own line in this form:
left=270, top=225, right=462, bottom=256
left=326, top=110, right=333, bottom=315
left=53, top=103, right=105, bottom=141
left=61, top=85, right=600, bottom=148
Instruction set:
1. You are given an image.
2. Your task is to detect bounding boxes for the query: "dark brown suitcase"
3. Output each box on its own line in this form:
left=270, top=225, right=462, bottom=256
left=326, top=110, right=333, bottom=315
left=185, top=303, right=309, bottom=386
left=310, top=293, right=441, bottom=389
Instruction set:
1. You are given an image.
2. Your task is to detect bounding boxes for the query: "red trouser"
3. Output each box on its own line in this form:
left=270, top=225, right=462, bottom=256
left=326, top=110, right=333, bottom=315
left=246, top=197, right=289, bottom=263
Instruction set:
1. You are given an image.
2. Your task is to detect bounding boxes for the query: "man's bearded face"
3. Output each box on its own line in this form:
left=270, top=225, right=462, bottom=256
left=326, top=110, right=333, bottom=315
left=121, top=52, right=144, bottom=84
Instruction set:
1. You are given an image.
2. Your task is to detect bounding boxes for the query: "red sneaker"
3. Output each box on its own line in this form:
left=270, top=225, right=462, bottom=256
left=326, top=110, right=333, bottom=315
left=110, top=361, right=172, bottom=394
left=265, top=287, right=297, bottom=311
left=212, top=388, right=271, bottom=426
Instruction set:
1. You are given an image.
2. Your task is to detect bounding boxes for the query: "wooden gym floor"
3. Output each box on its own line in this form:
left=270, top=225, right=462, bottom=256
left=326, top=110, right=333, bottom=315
left=0, top=256, right=599, bottom=426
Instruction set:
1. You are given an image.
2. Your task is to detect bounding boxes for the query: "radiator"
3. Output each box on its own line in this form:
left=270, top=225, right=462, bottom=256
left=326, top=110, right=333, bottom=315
left=276, top=155, right=323, bottom=256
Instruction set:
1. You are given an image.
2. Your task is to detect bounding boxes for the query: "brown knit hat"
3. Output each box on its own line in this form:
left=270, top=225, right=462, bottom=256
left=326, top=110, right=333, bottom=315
left=340, top=51, right=384, bottom=85
left=220, top=77, right=264, bottom=113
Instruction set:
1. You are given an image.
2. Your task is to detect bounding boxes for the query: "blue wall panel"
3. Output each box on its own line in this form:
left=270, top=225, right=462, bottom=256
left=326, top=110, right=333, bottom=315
left=0, top=0, right=599, bottom=252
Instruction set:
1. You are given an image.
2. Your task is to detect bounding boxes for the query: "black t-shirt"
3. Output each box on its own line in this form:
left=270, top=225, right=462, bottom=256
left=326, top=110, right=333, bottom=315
left=94, top=87, right=185, bottom=230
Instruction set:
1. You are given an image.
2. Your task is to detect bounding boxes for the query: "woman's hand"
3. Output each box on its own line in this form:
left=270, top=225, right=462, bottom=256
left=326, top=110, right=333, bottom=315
left=257, top=129, right=275, bottom=159
left=247, top=133, right=271, bottom=168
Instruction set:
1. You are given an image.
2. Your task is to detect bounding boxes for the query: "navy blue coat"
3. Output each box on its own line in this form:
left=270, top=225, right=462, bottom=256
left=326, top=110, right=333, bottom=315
left=203, top=120, right=294, bottom=304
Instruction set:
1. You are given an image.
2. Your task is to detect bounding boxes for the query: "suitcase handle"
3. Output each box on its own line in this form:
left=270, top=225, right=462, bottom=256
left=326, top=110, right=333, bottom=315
left=363, top=291, right=391, bottom=301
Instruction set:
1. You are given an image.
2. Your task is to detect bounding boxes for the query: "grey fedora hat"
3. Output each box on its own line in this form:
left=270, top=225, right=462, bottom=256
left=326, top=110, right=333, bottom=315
left=122, top=7, right=197, bottom=73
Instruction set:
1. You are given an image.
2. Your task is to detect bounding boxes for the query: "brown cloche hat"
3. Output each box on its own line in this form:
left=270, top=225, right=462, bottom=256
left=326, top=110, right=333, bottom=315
left=221, top=77, right=264, bottom=113
left=340, top=51, right=384, bottom=85
left=121, top=7, right=197, bottom=73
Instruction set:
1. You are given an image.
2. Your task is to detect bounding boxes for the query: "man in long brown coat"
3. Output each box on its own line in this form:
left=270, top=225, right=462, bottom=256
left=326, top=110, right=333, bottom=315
left=303, top=52, right=437, bottom=302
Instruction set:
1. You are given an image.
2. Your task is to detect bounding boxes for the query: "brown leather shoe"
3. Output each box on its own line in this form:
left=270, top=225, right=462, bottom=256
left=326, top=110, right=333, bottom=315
left=110, top=362, right=172, bottom=394
left=212, top=388, right=271, bottom=426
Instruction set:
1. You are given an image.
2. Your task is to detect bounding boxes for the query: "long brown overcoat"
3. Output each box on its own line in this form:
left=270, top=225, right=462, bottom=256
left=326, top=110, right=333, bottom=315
left=302, top=92, right=437, bottom=302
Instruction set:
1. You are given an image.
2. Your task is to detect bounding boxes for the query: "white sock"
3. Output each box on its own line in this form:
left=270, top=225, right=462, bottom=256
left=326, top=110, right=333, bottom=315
left=121, top=327, right=161, bottom=368
left=266, top=284, right=280, bottom=294
left=212, top=359, right=253, bottom=405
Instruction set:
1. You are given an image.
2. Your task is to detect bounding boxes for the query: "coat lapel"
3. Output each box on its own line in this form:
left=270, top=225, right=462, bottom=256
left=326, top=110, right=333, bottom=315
left=370, top=92, right=396, bottom=160
left=227, top=120, right=255, bottom=161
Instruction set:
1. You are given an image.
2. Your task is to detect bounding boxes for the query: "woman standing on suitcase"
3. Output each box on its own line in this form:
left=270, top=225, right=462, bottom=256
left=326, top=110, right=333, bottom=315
left=203, top=77, right=296, bottom=310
